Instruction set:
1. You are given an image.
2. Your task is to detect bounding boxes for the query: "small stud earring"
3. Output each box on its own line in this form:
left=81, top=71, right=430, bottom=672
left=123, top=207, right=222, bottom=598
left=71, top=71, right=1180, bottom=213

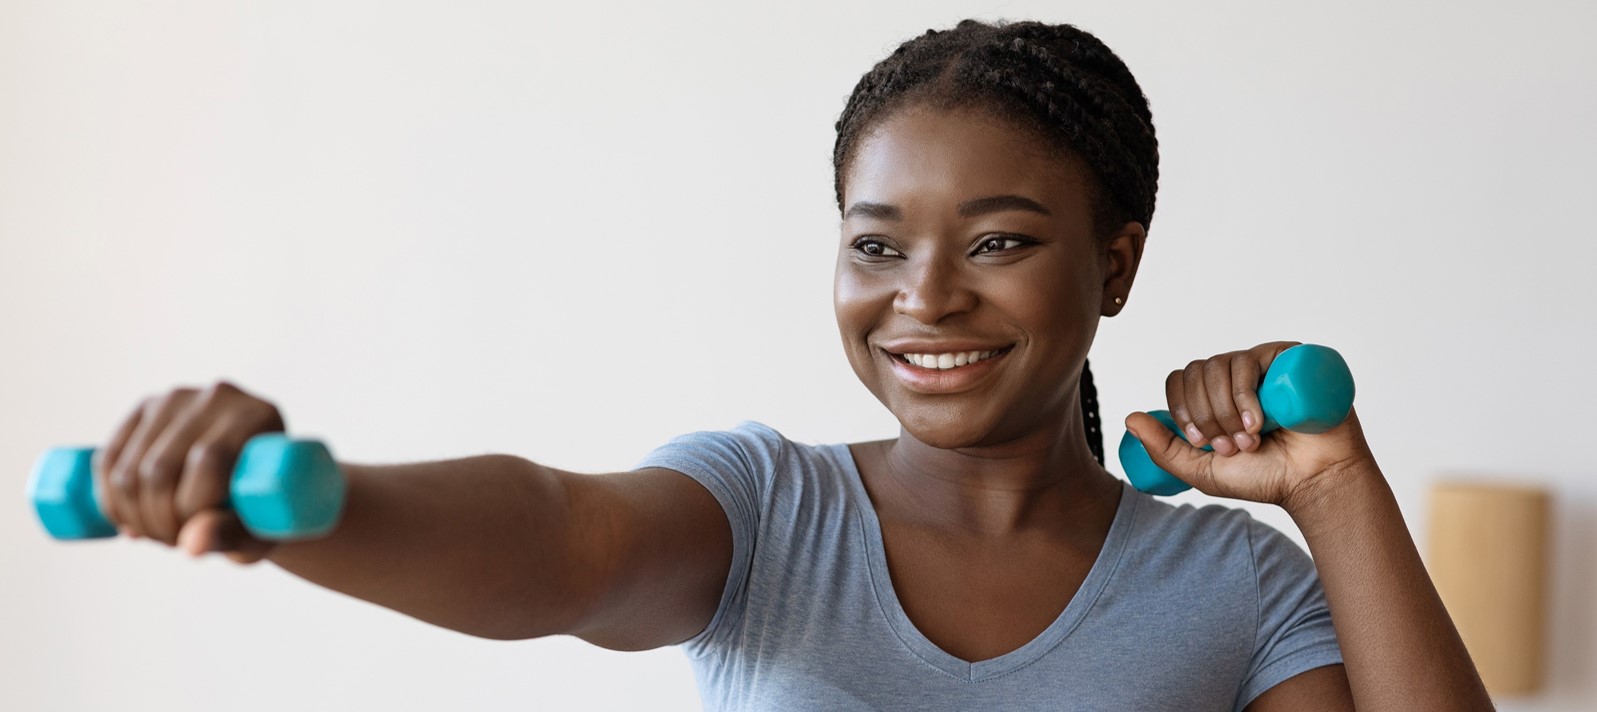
left=1113, top=296, right=1125, bottom=306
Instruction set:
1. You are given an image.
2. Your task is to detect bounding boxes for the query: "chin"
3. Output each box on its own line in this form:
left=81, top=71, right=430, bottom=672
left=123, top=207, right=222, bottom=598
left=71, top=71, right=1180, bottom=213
left=892, top=406, right=1004, bottom=450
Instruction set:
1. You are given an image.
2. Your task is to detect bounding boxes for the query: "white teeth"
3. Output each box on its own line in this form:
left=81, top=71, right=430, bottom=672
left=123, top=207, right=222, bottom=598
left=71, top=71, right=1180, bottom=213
left=900, top=349, right=1000, bottom=370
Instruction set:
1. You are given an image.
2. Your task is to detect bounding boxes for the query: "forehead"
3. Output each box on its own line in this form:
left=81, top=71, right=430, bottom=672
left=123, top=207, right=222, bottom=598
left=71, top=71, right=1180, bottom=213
left=843, top=105, right=1089, bottom=217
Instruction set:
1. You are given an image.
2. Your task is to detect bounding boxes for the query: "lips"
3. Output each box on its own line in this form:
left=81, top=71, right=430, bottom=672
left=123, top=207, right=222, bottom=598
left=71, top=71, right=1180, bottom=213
left=881, top=344, right=1014, bottom=394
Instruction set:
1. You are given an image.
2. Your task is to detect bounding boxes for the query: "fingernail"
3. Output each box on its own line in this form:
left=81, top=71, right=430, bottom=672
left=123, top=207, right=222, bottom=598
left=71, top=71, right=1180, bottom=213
left=1243, top=411, right=1256, bottom=430
left=1213, top=436, right=1236, bottom=455
left=1185, top=424, right=1203, bottom=443
left=1233, top=432, right=1254, bottom=450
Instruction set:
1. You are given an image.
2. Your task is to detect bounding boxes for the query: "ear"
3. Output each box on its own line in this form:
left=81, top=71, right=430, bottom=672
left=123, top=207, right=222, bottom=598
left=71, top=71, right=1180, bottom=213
left=1101, top=221, right=1147, bottom=317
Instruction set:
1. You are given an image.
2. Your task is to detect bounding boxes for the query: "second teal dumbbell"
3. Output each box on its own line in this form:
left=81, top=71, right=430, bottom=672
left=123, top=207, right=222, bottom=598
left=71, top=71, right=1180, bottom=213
left=26, top=434, right=345, bottom=542
left=1118, top=344, right=1356, bottom=496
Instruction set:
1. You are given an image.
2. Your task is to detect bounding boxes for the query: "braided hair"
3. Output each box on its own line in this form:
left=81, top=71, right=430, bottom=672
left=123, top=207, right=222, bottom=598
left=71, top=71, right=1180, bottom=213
left=832, top=20, right=1160, bottom=466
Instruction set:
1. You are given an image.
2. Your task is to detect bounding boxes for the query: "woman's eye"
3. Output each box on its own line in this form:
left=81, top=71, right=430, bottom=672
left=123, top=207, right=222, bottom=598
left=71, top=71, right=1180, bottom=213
left=975, top=236, right=1029, bottom=254
left=852, top=239, right=902, bottom=258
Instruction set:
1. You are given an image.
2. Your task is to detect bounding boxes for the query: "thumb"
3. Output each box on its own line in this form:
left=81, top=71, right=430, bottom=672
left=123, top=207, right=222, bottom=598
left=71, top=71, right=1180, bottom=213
left=1125, top=411, right=1216, bottom=494
left=177, top=509, right=276, bottom=564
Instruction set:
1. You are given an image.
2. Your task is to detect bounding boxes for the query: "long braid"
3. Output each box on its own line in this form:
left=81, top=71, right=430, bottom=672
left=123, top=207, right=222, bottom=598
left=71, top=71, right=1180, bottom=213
left=1080, top=360, right=1104, bottom=466
left=832, top=20, right=1157, bottom=463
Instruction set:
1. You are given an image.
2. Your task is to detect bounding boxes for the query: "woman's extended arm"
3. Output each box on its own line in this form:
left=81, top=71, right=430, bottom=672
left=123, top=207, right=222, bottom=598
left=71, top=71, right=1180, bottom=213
left=264, top=459, right=732, bottom=649
left=95, top=381, right=733, bottom=650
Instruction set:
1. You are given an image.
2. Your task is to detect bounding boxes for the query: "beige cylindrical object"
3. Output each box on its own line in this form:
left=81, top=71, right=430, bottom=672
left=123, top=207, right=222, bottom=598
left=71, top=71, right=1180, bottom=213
left=1427, top=481, right=1550, bottom=696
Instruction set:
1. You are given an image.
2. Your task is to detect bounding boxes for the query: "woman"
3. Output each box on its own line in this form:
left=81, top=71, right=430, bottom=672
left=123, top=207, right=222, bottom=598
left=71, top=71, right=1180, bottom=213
left=95, top=19, right=1490, bottom=711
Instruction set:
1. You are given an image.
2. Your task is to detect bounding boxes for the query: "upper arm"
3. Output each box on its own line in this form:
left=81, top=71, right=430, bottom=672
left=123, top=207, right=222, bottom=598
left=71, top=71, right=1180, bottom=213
left=559, top=466, right=733, bottom=651
left=1245, top=665, right=1353, bottom=712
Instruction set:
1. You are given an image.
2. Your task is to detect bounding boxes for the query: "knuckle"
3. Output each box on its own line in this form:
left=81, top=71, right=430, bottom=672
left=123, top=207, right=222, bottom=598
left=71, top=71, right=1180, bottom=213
left=202, top=380, right=240, bottom=402
left=110, top=462, right=139, bottom=492
left=1160, top=437, right=1185, bottom=456
left=186, top=441, right=232, bottom=473
left=251, top=400, right=285, bottom=430
left=136, top=454, right=179, bottom=486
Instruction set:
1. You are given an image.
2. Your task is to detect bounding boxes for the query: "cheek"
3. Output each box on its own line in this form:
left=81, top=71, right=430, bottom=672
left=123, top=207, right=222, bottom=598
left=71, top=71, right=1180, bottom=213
left=983, top=260, right=1097, bottom=339
left=834, top=265, right=879, bottom=333
left=833, top=268, right=891, bottom=366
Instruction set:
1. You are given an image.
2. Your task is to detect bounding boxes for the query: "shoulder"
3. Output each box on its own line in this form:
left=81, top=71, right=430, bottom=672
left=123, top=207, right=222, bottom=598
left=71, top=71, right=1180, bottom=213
left=634, top=421, right=847, bottom=509
left=1117, top=489, right=1316, bottom=595
left=1128, top=490, right=1259, bottom=546
left=635, top=421, right=792, bottom=477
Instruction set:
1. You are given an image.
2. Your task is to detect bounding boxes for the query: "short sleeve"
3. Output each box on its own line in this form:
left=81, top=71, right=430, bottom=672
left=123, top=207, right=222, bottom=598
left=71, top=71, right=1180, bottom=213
left=1234, top=519, right=1345, bottom=710
left=632, top=421, right=784, bottom=653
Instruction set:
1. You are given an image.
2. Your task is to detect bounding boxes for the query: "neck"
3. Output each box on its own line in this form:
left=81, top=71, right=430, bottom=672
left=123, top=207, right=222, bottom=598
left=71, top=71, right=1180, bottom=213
left=872, top=410, right=1121, bottom=537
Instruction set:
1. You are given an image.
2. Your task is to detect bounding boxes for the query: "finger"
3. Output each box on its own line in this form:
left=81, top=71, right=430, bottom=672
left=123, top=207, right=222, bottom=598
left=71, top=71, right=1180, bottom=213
left=1165, top=368, right=1201, bottom=446
left=177, top=509, right=273, bottom=564
left=177, top=508, right=225, bottom=557
left=1181, top=359, right=1224, bottom=449
left=1201, top=357, right=1245, bottom=456
left=174, top=405, right=281, bottom=524
left=95, top=400, right=148, bottom=530
left=1250, top=340, right=1305, bottom=380
left=1125, top=411, right=1217, bottom=493
left=1229, top=355, right=1265, bottom=451
left=108, top=391, right=195, bottom=538
left=138, top=393, right=225, bottom=545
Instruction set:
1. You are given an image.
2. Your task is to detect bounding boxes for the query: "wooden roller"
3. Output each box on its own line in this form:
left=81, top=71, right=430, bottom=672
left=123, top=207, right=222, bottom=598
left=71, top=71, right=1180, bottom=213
left=1427, top=480, right=1550, bottom=696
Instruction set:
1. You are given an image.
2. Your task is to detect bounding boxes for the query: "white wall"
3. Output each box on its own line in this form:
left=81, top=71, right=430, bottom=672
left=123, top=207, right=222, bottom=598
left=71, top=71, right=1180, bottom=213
left=2, top=0, right=1592, bottom=709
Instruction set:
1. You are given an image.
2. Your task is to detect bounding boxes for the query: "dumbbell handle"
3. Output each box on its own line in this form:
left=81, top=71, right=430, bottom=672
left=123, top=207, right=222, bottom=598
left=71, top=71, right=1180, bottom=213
left=26, top=434, right=345, bottom=541
left=1118, top=344, right=1356, bottom=496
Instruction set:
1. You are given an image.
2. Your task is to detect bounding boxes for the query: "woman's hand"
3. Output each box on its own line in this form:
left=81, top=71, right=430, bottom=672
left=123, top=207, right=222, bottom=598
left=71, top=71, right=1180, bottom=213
left=94, top=381, right=287, bottom=563
left=1123, top=341, right=1377, bottom=511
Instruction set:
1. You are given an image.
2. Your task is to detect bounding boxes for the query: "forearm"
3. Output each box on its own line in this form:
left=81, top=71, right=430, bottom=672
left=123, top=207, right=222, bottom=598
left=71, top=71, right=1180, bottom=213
left=1288, top=464, right=1493, bottom=711
left=265, top=455, right=593, bottom=640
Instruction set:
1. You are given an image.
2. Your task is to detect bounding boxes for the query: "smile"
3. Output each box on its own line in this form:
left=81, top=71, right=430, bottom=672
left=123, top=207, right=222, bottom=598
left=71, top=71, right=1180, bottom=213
left=897, top=349, right=1003, bottom=370
left=883, top=345, right=1014, bottom=394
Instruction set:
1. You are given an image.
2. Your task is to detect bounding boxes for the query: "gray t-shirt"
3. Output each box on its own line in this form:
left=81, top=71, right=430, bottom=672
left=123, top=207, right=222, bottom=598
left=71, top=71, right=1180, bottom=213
left=636, top=421, right=1343, bottom=711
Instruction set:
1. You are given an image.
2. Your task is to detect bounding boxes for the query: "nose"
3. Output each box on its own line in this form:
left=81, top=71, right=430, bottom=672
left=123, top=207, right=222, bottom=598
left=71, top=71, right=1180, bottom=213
left=893, top=255, right=977, bottom=325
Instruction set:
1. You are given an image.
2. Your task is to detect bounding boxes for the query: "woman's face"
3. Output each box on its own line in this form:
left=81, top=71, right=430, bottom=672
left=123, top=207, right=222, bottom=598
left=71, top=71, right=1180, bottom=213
left=834, top=104, right=1143, bottom=450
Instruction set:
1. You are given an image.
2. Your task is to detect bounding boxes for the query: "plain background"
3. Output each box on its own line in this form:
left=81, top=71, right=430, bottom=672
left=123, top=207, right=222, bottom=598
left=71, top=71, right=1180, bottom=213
left=2, top=0, right=1593, bottom=709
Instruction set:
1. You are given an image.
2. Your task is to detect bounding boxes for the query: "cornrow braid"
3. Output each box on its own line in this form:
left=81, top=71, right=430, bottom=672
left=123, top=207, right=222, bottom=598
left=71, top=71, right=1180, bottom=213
left=1080, top=359, right=1104, bottom=466
left=833, top=20, right=1157, bottom=466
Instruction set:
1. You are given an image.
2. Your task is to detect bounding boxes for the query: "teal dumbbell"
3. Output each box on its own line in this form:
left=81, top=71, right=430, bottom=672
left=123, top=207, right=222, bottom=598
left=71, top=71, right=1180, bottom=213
left=1118, top=344, right=1356, bottom=496
left=26, top=434, right=345, bottom=541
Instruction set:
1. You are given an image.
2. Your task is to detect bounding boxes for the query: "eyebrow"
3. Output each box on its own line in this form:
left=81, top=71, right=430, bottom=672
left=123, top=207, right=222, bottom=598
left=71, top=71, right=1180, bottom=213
left=843, top=194, right=1053, bottom=221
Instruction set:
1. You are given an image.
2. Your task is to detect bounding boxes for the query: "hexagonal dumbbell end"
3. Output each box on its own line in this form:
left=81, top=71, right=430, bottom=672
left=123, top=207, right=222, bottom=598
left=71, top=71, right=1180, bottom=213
left=231, top=434, right=344, bottom=540
left=1119, top=344, right=1356, bottom=496
left=27, top=434, right=345, bottom=542
left=27, top=447, right=117, bottom=540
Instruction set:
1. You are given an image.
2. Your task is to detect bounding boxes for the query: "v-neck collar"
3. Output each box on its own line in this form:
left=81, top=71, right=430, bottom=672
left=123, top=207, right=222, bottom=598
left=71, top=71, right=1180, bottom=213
left=827, top=442, right=1141, bottom=682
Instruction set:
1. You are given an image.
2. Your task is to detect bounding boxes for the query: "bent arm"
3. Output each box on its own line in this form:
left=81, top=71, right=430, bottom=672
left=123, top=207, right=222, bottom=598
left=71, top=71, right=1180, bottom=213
left=1253, top=463, right=1493, bottom=712
left=265, top=457, right=732, bottom=649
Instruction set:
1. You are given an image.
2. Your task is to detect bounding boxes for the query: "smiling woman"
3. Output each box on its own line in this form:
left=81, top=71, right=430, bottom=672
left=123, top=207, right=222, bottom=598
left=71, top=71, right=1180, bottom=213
left=630, top=19, right=1491, bottom=711
left=834, top=105, right=1125, bottom=452
left=58, top=16, right=1493, bottom=712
